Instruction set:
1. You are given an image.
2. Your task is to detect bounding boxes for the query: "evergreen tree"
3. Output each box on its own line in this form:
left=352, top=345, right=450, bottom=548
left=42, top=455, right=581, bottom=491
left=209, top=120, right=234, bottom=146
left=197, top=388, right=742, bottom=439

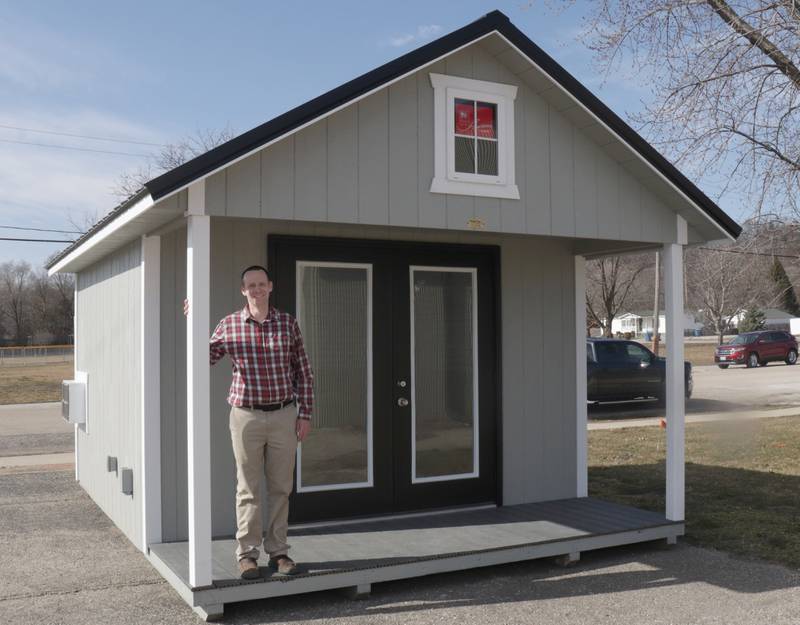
left=770, top=258, right=800, bottom=316
left=739, top=307, right=766, bottom=333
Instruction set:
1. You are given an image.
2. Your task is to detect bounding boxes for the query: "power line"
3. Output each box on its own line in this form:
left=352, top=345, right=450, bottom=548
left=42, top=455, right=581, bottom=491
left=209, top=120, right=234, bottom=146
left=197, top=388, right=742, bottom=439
left=0, top=123, right=167, bottom=147
left=0, top=138, right=151, bottom=157
left=0, top=237, right=74, bottom=243
left=697, top=247, right=799, bottom=260
left=0, top=224, right=84, bottom=235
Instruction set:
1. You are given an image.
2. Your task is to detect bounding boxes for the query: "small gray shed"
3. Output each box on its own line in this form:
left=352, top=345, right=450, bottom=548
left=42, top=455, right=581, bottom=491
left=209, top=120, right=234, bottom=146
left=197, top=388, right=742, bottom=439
left=48, top=11, right=741, bottom=620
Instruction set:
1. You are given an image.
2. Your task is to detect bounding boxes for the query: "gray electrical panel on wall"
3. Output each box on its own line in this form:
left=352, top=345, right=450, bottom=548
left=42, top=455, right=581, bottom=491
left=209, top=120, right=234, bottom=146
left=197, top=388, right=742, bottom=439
left=121, top=468, right=133, bottom=496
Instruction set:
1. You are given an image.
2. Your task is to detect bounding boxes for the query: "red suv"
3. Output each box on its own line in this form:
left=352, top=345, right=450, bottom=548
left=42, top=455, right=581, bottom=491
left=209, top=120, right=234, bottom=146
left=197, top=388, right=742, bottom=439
left=715, top=331, right=798, bottom=369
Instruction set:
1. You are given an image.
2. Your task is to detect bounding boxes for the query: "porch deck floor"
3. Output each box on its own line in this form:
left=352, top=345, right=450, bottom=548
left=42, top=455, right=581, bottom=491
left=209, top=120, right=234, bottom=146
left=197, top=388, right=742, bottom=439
left=149, top=497, right=683, bottom=617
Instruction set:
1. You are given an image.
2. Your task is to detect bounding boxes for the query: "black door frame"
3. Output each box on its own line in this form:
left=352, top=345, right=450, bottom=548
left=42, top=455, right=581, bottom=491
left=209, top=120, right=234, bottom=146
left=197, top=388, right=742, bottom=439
left=268, top=235, right=503, bottom=523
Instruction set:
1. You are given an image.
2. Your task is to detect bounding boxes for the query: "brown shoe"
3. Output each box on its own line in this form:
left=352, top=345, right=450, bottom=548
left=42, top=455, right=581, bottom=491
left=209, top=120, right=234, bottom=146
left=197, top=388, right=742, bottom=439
left=238, top=557, right=261, bottom=580
left=268, top=555, right=299, bottom=576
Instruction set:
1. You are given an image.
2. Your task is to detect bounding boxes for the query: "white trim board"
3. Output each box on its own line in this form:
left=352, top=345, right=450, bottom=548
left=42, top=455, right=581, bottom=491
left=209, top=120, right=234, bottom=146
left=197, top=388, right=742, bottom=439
left=48, top=193, right=155, bottom=275
left=141, top=234, right=162, bottom=551
left=574, top=255, right=587, bottom=497
left=186, top=214, right=212, bottom=588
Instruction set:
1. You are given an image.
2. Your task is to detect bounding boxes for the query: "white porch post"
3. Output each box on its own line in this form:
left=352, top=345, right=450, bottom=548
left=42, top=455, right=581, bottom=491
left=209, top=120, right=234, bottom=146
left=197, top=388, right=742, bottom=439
left=664, top=216, right=687, bottom=522
left=73, top=281, right=79, bottom=481
left=141, top=234, right=162, bottom=552
left=186, top=182, right=212, bottom=587
left=575, top=255, right=588, bottom=498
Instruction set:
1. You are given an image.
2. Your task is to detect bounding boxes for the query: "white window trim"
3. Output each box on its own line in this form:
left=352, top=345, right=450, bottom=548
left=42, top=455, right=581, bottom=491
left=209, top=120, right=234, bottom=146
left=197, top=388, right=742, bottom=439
left=430, top=73, right=519, bottom=200
left=295, top=261, right=374, bottom=494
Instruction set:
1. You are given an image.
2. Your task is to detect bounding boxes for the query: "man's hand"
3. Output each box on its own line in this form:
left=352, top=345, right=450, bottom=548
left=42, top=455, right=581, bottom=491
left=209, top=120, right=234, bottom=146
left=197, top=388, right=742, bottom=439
left=183, top=298, right=189, bottom=317
left=295, top=418, right=311, bottom=442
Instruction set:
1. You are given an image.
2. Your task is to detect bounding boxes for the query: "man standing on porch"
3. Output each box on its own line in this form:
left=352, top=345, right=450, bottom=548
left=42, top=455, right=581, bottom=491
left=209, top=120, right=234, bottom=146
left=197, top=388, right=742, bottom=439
left=203, top=265, right=314, bottom=579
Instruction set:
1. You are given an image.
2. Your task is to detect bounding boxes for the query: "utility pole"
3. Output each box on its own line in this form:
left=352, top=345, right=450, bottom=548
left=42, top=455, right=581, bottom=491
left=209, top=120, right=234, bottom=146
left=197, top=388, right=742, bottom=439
left=652, top=251, right=660, bottom=356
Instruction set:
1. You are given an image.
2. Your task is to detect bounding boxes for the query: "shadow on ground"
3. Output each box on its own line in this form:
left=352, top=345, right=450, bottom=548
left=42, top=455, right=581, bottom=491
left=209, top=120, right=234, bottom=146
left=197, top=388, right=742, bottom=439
left=589, top=462, right=800, bottom=570
left=589, top=397, right=744, bottom=420
left=223, top=538, right=799, bottom=624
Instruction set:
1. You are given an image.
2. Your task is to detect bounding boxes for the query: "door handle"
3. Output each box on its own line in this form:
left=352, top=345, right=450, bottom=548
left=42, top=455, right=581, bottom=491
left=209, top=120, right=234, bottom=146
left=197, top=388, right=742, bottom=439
left=397, top=397, right=409, bottom=407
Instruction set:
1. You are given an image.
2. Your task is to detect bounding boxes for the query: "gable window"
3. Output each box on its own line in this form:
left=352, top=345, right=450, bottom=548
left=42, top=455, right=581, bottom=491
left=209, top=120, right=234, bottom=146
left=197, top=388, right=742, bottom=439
left=455, top=99, right=498, bottom=175
left=430, top=73, right=519, bottom=200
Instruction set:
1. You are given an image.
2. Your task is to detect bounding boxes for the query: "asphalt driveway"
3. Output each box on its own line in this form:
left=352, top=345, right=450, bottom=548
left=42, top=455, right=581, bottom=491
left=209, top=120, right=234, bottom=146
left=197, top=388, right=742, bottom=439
left=1, top=467, right=799, bottom=625
left=590, top=362, right=800, bottom=421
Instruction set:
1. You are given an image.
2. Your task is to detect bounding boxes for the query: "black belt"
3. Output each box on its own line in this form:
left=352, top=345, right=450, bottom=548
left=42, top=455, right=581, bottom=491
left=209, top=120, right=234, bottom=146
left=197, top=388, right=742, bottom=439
left=244, top=399, right=295, bottom=412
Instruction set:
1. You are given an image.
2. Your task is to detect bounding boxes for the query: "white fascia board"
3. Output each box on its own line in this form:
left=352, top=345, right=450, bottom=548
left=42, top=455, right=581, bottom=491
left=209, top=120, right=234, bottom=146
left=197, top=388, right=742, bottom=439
left=49, top=193, right=155, bottom=275
left=574, top=255, right=588, bottom=498
left=493, top=33, right=735, bottom=243
left=152, top=33, right=496, bottom=206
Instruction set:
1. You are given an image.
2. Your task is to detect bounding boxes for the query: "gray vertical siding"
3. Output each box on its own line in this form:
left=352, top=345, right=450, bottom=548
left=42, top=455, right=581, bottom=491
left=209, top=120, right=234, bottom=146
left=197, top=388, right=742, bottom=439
left=75, top=240, right=143, bottom=549
left=159, top=219, right=579, bottom=540
left=200, top=42, right=683, bottom=245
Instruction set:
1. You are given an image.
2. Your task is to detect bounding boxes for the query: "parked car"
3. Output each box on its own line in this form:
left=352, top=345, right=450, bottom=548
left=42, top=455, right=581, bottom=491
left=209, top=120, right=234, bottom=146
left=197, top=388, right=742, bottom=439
left=587, top=338, right=692, bottom=404
left=714, top=331, right=798, bottom=369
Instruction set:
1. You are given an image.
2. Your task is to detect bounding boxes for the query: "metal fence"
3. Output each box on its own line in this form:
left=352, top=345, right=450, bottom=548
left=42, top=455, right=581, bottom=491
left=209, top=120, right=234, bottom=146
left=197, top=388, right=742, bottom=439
left=0, top=345, right=74, bottom=365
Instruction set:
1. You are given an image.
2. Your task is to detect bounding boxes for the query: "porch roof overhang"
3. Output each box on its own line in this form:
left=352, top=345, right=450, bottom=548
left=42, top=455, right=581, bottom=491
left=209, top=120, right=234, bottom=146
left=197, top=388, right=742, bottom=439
left=46, top=189, right=186, bottom=275
left=47, top=9, right=742, bottom=275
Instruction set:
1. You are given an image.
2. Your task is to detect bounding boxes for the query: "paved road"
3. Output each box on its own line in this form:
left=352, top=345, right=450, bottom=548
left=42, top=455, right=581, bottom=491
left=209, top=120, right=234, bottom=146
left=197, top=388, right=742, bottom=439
left=0, top=401, right=72, bottom=435
left=590, top=362, right=800, bottom=422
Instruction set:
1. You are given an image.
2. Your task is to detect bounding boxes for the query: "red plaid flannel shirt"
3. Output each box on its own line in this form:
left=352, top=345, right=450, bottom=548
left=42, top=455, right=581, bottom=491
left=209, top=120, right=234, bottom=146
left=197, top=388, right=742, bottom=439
left=209, top=306, right=314, bottom=419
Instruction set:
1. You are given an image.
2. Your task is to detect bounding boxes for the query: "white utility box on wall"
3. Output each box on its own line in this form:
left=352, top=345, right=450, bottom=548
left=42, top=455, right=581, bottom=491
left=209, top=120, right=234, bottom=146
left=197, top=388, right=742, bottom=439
left=62, top=378, right=87, bottom=424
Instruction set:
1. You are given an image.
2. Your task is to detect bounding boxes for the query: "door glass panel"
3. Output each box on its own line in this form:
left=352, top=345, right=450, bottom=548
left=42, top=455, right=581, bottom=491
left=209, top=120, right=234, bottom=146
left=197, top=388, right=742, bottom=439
left=411, top=268, right=478, bottom=482
left=296, top=262, right=372, bottom=491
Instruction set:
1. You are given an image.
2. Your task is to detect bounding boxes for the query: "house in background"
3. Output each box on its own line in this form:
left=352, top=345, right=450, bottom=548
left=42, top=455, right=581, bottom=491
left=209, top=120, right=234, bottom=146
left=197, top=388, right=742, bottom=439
left=730, top=308, right=799, bottom=333
left=47, top=11, right=741, bottom=620
left=757, top=308, right=798, bottom=332
left=612, top=310, right=704, bottom=337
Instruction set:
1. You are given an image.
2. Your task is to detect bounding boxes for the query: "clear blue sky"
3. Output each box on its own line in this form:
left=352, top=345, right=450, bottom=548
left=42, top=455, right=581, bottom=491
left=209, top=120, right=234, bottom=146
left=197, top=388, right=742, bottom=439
left=0, top=1, right=732, bottom=268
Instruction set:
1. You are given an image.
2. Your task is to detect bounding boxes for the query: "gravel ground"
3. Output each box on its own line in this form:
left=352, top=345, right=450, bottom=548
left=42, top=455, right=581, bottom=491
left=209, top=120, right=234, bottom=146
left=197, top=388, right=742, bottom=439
left=0, top=432, right=73, bottom=457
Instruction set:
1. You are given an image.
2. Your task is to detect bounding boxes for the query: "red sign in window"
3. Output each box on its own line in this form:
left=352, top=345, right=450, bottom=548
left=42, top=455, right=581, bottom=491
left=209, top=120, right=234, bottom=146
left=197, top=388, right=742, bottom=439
left=455, top=100, right=474, bottom=135
left=476, top=102, right=496, bottom=138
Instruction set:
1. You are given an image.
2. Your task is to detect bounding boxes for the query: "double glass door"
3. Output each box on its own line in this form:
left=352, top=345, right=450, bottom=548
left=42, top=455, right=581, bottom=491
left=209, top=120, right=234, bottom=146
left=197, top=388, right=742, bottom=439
left=269, top=236, right=497, bottom=523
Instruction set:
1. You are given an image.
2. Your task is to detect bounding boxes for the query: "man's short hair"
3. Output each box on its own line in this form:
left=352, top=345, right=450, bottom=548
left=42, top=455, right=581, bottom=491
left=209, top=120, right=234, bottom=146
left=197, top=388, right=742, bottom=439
left=240, top=265, right=271, bottom=284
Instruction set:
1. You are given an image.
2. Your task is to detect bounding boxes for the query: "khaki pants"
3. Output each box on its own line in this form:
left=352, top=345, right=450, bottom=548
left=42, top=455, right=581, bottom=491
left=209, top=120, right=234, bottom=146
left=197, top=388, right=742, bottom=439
left=229, top=404, right=297, bottom=561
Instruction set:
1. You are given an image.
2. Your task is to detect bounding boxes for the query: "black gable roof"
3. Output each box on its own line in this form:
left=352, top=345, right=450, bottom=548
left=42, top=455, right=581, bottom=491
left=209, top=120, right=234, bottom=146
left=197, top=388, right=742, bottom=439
left=145, top=9, right=740, bottom=239
left=144, top=10, right=514, bottom=202
left=49, top=10, right=740, bottom=270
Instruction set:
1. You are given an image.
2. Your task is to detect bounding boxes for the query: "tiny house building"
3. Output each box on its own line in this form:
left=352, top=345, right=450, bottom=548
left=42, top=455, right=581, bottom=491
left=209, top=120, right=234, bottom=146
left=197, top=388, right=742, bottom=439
left=49, top=11, right=741, bottom=620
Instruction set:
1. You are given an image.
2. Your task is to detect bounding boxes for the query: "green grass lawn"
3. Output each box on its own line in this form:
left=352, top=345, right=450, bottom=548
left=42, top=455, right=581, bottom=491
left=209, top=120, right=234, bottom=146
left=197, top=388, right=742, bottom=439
left=589, top=415, right=800, bottom=569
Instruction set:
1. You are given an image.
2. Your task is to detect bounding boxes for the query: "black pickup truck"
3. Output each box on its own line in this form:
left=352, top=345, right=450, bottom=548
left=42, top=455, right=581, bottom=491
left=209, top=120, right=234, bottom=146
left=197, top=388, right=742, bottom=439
left=587, top=338, right=692, bottom=404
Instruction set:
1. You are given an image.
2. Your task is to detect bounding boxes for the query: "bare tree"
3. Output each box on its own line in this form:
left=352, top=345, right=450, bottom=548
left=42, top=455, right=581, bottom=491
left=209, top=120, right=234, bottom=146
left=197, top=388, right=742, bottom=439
left=685, top=234, right=771, bottom=343
left=558, top=0, right=800, bottom=219
left=49, top=272, right=74, bottom=340
left=0, top=265, right=74, bottom=345
left=586, top=254, right=650, bottom=336
left=57, top=127, right=238, bottom=240
left=0, top=261, right=32, bottom=344
left=113, top=126, right=237, bottom=199
left=29, top=269, right=74, bottom=340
